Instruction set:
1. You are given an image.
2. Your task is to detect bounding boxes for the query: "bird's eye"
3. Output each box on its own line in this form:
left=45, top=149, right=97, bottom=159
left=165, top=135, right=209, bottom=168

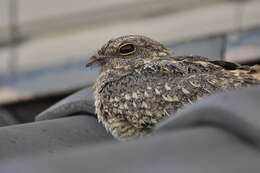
left=119, top=43, right=136, bottom=55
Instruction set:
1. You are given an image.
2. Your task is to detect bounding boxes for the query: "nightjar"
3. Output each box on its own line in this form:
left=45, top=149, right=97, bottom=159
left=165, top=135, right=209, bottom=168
left=86, top=35, right=260, bottom=140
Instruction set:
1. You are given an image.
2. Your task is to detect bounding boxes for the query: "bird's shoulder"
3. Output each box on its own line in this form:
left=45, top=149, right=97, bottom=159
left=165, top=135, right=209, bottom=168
left=138, top=55, right=226, bottom=75
left=139, top=55, right=258, bottom=75
left=170, top=55, right=260, bottom=84
left=175, top=55, right=244, bottom=70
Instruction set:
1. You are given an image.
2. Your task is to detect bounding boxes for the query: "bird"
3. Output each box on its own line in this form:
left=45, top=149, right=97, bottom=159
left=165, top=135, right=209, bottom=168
left=86, top=35, right=260, bottom=140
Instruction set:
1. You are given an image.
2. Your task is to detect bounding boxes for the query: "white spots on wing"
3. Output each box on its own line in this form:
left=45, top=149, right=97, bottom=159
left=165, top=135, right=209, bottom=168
left=172, top=95, right=179, bottom=101
left=125, top=94, right=131, bottom=100
left=118, top=109, right=123, bottom=114
left=152, top=52, right=158, bottom=57
left=145, top=110, right=153, bottom=116
left=139, top=120, right=146, bottom=126
left=162, top=95, right=172, bottom=102
left=147, top=86, right=152, bottom=90
left=112, top=108, right=118, bottom=114
left=158, top=52, right=168, bottom=57
left=162, top=66, right=170, bottom=72
left=119, top=103, right=124, bottom=110
left=120, top=125, right=133, bottom=134
left=189, top=81, right=200, bottom=88
left=187, top=98, right=193, bottom=104
left=124, top=102, right=129, bottom=109
left=202, top=87, right=211, bottom=93
left=132, top=101, right=137, bottom=108
left=109, top=121, right=124, bottom=129
left=164, top=83, right=171, bottom=90
left=143, top=59, right=151, bottom=64
left=181, top=87, right=190, bottom=95
left=110, top=96, right=120, bottom=103
left=141, top=101, right=148, bottom=109
left=103, top=105, right=109, bottom=110
left=155, top=112, right=163, bottom=118
left=114, top=97, right=120, bottom=102
left=164, top=109, right=170, bottom=116
left=134, top=69, right=141, bottom=74
left=132, top=92, right=138, bottom=99
left=121, top=92, right=139, bottom=101
left=131, top=114, right=138, bottom=122
left=133, top=112, right=139, bottom=119
left=155, top=88, right=161, bottom=95
left=144, top=63, right=156, bottom=71
left=151, top=119, right=158, bottom=124
left=207, top=78, right=218, bottom=85
left=162, top=94, right=180, bottom=102
left=144, top=91, right=149, bottom=97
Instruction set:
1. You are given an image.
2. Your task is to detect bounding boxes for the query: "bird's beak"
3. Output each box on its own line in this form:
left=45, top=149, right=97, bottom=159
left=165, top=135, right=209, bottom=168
left=86, top=55, right=99, bottom=68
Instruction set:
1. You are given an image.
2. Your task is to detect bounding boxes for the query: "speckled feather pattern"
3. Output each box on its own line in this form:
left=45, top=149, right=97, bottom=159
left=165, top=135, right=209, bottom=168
left=89, top=35, right=260, bottom=140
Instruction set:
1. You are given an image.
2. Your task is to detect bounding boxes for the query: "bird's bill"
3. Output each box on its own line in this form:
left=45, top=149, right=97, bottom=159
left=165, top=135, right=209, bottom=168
left=86, top=54, right=109, bottom=68
left=86, top=55, right=99, bottom=67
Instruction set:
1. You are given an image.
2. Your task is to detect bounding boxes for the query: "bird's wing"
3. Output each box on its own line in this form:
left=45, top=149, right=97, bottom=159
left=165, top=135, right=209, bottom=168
left=99, top=57, right=259, bottom=138
left=174, top=55, right=241, bottom=70
left=173, top=55, right=260, bottom=81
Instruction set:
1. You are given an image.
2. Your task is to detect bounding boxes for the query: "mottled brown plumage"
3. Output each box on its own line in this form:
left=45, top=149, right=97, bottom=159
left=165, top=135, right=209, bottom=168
left=86, top=35, right=260, bottom=140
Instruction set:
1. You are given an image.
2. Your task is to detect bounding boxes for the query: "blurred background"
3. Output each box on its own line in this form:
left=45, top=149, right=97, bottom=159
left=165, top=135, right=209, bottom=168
left=0, top=0, right=260, bottom=124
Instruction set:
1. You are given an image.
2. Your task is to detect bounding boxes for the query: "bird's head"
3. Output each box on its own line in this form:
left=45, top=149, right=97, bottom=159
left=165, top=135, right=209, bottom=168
left=86, top=35, right=171, bottom=70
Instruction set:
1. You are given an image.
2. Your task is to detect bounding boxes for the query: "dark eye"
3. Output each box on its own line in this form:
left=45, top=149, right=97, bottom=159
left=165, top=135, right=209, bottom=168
left=119, top=43, right=136, bottom=55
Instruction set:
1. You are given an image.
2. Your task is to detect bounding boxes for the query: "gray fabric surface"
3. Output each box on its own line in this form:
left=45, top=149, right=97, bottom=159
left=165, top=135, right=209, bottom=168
left=0, top=108, right=17, bottom=127
left=0, top=116, right=114, bottom=160
left=35, top=86, right=95, bottom=121
left=1, top=127, right=260, bottom=173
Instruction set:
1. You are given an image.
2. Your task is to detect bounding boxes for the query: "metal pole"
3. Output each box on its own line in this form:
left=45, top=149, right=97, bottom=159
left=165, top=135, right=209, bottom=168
left=8, top=0, right=19, bottom=75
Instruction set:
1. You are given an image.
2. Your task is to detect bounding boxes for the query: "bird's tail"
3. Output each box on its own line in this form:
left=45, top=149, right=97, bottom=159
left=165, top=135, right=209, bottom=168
left=249, top=65, right=260, bottom=81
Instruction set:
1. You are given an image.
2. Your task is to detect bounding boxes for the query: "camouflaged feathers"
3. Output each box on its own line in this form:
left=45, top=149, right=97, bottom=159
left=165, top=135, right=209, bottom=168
left=90, top=35, right=260, bottom=140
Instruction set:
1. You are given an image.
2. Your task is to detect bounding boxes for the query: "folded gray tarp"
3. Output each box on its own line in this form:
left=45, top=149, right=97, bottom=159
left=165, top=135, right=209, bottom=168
left=0, top=108, right=17, bottom=127
left=35, top=86, right=96, bottom=121
left=0, top=86, right=260, bottom=173
left=0, top=116, right=114, bottom=160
